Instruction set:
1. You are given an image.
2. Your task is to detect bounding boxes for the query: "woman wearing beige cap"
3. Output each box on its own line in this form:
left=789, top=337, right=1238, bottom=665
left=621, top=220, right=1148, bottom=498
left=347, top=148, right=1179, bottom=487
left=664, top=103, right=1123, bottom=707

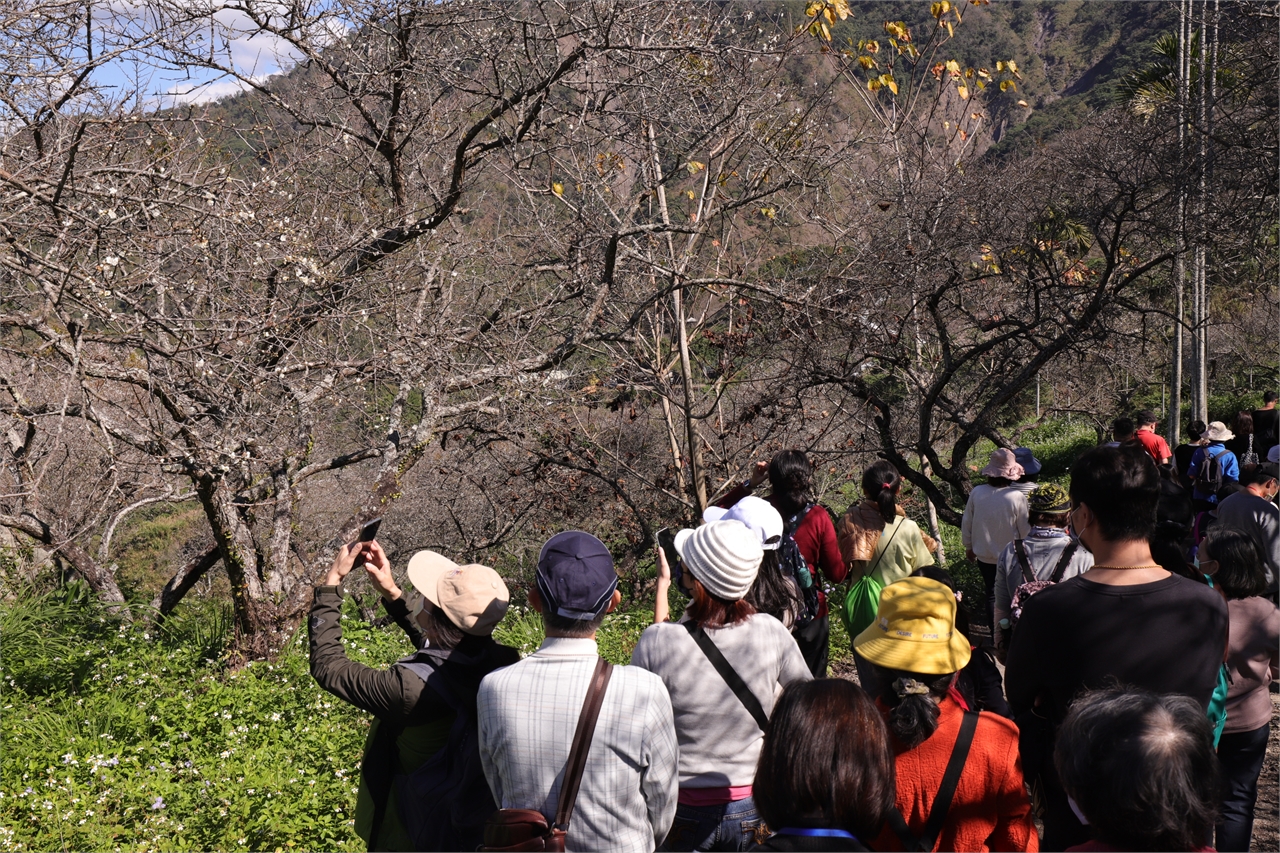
left=633, top=520, right=811, bottom=851
left=309, top=537, right=519, bottom=851
left=853, top=577, right=1037, bottom=853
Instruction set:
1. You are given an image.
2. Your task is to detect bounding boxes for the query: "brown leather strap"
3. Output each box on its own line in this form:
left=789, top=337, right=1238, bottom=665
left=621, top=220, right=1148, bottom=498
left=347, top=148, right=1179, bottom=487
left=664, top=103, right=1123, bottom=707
left=553, top=657, right=613, bottom=831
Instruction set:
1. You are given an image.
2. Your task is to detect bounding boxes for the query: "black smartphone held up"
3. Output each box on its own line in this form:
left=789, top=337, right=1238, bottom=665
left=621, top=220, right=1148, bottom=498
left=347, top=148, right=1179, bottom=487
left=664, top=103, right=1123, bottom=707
left=353, top=517, right=382, bottom=568
left=656, top=527, right=684, bottom=591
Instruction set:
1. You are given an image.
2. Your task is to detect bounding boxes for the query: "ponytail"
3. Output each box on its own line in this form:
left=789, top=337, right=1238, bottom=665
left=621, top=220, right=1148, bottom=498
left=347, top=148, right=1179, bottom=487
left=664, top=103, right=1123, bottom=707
left=862, top=461, right=901, bottom=526
left=875, top=667, right=953, bottom=749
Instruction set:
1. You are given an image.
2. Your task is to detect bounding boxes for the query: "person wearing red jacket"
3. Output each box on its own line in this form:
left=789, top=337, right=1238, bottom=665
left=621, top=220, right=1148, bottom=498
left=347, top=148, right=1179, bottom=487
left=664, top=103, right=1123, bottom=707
left=716, top=450, right=845, bottom=677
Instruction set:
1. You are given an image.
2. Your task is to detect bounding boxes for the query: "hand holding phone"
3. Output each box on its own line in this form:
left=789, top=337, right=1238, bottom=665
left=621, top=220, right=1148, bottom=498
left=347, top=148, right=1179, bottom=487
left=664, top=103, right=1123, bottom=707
left=352, top=517, right=382, bottom=568
left=655, top=528, right=684, bottom=591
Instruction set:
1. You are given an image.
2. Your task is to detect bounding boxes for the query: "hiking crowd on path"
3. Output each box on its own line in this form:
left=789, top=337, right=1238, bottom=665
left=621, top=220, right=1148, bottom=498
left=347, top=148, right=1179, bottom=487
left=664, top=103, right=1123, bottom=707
left=308, top=398, right=1280, bottom=853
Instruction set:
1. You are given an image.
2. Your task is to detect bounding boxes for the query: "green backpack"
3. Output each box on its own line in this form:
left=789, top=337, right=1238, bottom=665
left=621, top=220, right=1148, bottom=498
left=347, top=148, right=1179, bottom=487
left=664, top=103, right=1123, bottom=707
left=839, top=520, right=903, bottom=638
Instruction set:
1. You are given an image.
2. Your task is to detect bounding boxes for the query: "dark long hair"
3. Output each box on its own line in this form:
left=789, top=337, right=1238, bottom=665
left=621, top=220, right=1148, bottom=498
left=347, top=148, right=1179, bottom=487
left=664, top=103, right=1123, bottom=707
left=745, top=550, right=803, bottom=625
left=754, top=680, right=896, bottom=840
left=861, top=460, right=901, bottom=526
left=768, top=450, right=814, bottom=516
left=873, top=666, right=954, bottom=749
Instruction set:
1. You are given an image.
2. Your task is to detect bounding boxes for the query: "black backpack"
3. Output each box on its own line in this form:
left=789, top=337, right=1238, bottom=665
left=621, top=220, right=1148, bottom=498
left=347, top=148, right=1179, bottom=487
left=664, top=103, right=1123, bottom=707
left=366, top=648, right=495, bottom=852
left=780, top=505, right=821, bottom=628
left=1194, top=446, right=1230, bottom=495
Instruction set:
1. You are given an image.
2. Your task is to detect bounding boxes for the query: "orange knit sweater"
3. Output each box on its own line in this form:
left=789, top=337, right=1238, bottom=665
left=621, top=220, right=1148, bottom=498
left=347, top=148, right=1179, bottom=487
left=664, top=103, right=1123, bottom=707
left=871, top=697, right=1039, bottom=852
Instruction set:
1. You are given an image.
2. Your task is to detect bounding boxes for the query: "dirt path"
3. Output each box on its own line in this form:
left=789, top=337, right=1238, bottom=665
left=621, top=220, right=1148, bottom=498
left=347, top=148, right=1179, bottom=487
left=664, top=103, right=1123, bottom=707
left=828, top=663, right=1279, bottom=849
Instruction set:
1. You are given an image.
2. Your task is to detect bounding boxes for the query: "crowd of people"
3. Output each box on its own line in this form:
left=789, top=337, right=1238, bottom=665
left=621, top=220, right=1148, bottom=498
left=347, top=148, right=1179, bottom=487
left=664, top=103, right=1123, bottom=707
left=308, top=400, right=1279, bottom=853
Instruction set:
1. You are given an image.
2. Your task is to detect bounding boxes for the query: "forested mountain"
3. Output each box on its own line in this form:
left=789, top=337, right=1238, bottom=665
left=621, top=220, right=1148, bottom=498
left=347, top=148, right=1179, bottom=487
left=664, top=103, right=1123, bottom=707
left=1, top=0, right=1275, bottom=649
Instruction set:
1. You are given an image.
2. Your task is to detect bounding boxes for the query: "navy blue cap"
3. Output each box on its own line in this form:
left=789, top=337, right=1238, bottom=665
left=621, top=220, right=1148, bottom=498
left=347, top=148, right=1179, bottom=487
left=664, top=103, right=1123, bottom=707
left=536, top=531, right=618, bottom=620
left=1013, top=447, right=1042, bottom=476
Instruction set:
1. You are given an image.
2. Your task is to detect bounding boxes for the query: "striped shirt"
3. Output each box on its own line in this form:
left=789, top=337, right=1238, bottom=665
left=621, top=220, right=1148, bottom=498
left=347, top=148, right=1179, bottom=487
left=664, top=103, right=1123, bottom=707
left=477, top=637, right=679, bottom=853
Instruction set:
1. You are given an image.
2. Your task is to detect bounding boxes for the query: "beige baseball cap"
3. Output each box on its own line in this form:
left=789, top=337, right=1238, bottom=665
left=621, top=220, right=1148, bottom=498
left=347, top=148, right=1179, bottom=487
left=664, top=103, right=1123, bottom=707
left=406, top=551, right=510, bottom=636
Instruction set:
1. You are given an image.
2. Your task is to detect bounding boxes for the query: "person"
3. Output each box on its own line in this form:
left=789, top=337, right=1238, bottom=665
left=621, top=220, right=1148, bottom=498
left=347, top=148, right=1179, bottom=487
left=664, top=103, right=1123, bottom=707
left=1226, top=411, right=1260, bottom=468
left=1150, top=469, right=1199, bottom=582
left=309, top=538, right=520, bottom=851
left=839, top=460, right=938, bottom=691
left=960, top=448, right=1030, bottom=632
left=993, top=483, right=1092, bottom=653
left=634, top=520, right=811, bottom=851
left=1215, top=463, right=1280, bottom=593
left=1174, top=419, right=1208, bottom=490
left=477, top=531, right=679, bottom=853
left=1253, top=391, right=1279, bottom=460
left=1004, top=445, right=1229, bottom=851
left=717, top=451, right=846, bottom=676
left=1188, top=421, right=1241, bottom=509
left=703, top=496, right=804, bottom=628
left=1132, top=409, right=1172, bottom=466
left=911, top=566, right=1011, bottom=719
left=1200, top=526, right=1280, bottom=852
left=836, top=460, right=937, bottom=587
left=1011, top=448, right=1042, bottom=496
left=749, top=680, right=895, bottom=852
left=1102, top=417, right=1134, bottom=447
left=853, top=577, right=1038, bottom=853
left=1054, top=687, right=1221, bottom=853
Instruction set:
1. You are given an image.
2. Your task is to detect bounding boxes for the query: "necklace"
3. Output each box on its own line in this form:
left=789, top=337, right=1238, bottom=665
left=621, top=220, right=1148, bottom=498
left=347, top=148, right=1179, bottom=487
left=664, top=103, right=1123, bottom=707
left=1089, top=564, right=1163, bottom=571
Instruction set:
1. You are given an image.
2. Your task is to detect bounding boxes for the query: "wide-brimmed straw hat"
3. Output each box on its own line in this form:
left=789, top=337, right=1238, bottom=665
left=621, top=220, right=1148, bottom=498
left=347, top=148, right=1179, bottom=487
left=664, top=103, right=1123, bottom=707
left=854, top=577, right=971, bottom=675
left=1203, top=421, right=1235, bottom=442
left=980, top=448, right=1025, bottom=480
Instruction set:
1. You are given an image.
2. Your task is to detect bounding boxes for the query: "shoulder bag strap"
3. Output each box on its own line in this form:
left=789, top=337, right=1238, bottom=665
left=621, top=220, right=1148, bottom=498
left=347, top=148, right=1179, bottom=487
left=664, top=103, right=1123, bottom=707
left=784, top=503, right=813, bottom=536
left=683, top=621, right=769, bottom=730
left=866, top=516, right=904, bottom=584
left=1049, top=540, right=1078, bottom=584
left=886, top=710, right=980, bottom=852
left=553, top=656, right=613, bottom=831
left=1012, top=539, right=1035, bottom=584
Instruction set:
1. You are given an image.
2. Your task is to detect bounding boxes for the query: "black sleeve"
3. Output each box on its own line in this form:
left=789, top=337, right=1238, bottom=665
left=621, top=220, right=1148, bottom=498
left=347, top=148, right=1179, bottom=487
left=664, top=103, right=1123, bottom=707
left=307, top=586, right=448, bottom=724
left=1003, top=594, right=1048, bottom=717
left=382, top=593, right=426, bottom=649
left=967, top=648, right=1013, bottom=719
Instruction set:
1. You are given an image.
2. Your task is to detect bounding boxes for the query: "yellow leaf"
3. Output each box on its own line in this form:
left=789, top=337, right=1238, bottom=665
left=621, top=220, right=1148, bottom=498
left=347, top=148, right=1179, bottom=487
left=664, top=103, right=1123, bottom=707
left=931, top=1, right=944, bottom=17
left=820, top=20, right=831, bottom=40
left=1000, top=79, right=1016, bottom=92
left=995, top=61, right=1005, bottom=72
left=865, top=39, right=879, bottom=53
left=956, top=84, right=969, bottom=100
left=1017, top=99, right=1029, bottom=107
left=947, top=21, right=954, bottom=38
left=805, top=1, right=824, bottom=18
left=760, top=207, right=776, bottom=219
left=552, top=182, right=563, bottom=196
left=685, top=161, right=706, bottom=174
left=858, top=55, right=876, bottom=69
left=684, top=190, right=695, bottom=200
left=1007, top=59, right=1018, bottom=74
left=823, top=7, right=835, bottom=24
left=883, top=74, right=898, bottom=95
left=832, top=0, right=851, bottom=19
left=867, top=78, right=882, bottom=91
left=940, top=0, right=950, bottom=11
left=945, top=59, right=961, bottom=76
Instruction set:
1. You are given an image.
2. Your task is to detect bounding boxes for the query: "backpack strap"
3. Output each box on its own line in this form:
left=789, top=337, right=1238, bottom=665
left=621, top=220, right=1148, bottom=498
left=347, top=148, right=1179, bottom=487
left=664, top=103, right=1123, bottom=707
left=887, top=709, right=980, bottom=852
left=1012, top=539, right=1035, bottom=584
left=553, top=657, right=613, bottom=832
left=783, top=503, right=813, bottom=536
left=1049, top=540, right=1078, bottom=584
left=683, top=621, right=769, bottom=730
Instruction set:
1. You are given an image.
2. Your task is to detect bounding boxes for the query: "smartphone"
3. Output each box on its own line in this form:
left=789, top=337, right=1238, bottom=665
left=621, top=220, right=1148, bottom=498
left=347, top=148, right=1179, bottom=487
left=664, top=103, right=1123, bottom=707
left=353, top=517, right=382, bottom=567
left=656, top=527, right=684, bottom=590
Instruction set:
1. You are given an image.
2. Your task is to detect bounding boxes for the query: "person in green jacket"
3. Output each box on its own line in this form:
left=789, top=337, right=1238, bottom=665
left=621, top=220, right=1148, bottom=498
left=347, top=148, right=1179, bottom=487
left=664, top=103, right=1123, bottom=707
left=309, top=535, right=519, bottom=851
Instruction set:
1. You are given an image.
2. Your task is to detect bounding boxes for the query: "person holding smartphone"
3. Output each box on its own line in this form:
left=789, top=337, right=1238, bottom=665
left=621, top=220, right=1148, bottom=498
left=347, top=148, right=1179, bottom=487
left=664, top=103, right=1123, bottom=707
left=308, top=523, right=520, bottom=851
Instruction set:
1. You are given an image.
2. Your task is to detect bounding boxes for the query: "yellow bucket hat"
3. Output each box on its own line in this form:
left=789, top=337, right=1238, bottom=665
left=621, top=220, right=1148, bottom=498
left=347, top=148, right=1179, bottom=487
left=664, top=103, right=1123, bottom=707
left=853, top=577, right=971, bottom=675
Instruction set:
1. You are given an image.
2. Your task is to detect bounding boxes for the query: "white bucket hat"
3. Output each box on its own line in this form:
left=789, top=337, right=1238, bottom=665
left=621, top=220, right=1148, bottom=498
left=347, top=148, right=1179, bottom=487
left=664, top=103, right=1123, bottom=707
left=674, top=520, right=762, bottom=601
left=1203, top=421, right=1235, bottom=442
left=703, top=496, right=784, bottom=550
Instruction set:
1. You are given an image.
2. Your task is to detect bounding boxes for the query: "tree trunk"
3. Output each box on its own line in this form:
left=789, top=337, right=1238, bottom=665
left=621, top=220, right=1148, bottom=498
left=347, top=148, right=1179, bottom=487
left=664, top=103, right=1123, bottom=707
left=150, top=544, right=221, bottom=622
